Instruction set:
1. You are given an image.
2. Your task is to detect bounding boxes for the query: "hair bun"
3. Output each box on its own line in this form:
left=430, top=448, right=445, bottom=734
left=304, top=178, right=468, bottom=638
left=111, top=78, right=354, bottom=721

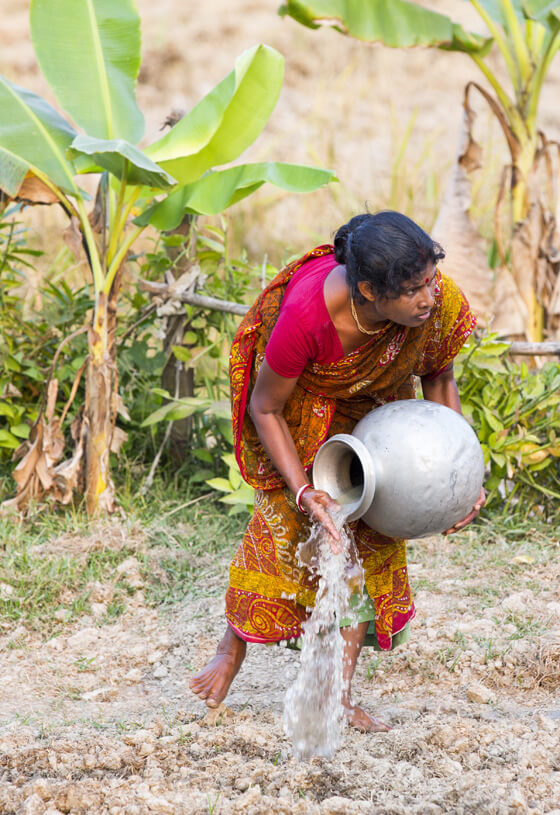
left=333, top=224, right=350, bottom=264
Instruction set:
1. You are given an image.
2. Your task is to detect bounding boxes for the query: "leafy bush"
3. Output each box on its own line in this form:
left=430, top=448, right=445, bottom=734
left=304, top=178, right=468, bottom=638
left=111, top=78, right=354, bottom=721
left=456, top=335, right=560, bottom=518
left=206, top=452, right=255, bottom=514
left=0, top=210, right=91, bottom=464
left=134, top=224, right=276, bottom=482
left=0, top=211, right=270, bottom=496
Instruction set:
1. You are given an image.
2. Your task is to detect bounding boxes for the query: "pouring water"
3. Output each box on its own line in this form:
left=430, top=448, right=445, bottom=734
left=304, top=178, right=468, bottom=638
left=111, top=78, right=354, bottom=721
left=283, top=506, right=364, bottom=759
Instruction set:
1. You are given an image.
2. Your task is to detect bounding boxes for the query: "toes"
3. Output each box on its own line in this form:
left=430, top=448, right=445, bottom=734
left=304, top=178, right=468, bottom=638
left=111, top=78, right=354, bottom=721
left=190, top=675, right=215, bottom=697
left=189, top=663, right=221, bottom=692
left=345, top=705, right=391, bottom=733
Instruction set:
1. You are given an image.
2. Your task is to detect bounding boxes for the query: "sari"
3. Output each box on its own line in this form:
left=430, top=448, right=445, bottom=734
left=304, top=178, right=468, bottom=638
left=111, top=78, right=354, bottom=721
left=226, top=246, right=476, bottom=650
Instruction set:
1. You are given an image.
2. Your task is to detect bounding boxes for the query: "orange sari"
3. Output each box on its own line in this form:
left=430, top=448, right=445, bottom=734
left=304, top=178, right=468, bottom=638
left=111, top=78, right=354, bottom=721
left=226, top=246, right=476, bottom=648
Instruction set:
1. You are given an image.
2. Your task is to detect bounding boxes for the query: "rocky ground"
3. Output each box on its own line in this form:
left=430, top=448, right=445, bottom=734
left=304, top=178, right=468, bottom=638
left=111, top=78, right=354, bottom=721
left=0, top=521, right=559, bottom=815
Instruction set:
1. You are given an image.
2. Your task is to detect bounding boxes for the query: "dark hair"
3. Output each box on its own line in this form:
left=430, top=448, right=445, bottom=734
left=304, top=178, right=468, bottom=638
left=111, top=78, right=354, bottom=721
left=333, top=211, right=445, bottom=300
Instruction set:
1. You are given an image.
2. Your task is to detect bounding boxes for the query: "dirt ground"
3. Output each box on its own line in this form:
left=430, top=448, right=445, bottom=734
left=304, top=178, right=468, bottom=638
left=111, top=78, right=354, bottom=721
left=0, top=520, right=559, bottom=815
left=1, top=2, right=560, bottom=813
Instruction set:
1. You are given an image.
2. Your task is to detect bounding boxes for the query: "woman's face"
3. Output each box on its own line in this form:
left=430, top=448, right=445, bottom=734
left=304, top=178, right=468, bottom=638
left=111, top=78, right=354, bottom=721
left=359, top=263, right=438, bottom=328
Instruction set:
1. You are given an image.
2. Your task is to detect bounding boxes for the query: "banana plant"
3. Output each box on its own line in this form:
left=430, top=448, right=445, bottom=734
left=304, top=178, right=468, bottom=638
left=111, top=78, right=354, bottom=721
left=0, top=0, right=335, bottom=515
left=280, top=0, right=560, bottom=342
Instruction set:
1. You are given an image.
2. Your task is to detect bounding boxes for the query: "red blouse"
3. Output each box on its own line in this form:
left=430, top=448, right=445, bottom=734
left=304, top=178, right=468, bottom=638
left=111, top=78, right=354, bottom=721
left=265, top=253, right=343, bottom=377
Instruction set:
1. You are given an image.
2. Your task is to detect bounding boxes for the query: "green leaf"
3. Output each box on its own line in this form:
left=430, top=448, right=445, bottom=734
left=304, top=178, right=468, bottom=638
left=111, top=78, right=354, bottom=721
left=229, top=468, right=242, bottom=489
left=482, top=407, right=504, bottom=432
left=206, top=477, right=234, bottom=493
left=219, top=486, right=255, bottom=506
left=523, top=0, right=560, bottom=23
left=30, top=0, right=144, bottom=142
left=217, top=419, right=234, bottom=445
left=475, top=341, right=511, bottom=356
left=280, top=0, right=491, bottom=52
left=0, top=148, right=30, bottom=198
left=0, top=429, right=20, bottom=449
left=164, top=404, right=204, bottom=421
left=4, top=356, right=21, bottom=373
left=9, top=424, right=30, bottom=439
left=476, top=0, right=525, bottom=23
left=0, top=403, right=16, bottom=419
left=135, top=162, right=336, bottom=230
left=171, top=345, right=192, bottom=363
left=443, top=23, right=494, bottom=56
left=67, top=135, right=176, bottom=188
left=140, top=402, right=177, bottom=427
left=141, top=396, right=210, bottom=426
left=210, top=400, right=232, bottom=420
left=0, top=76, right=77, bottom=196
left=151, top=388, right=173, bottom=399
left=144, top=45, right=284, bottom=184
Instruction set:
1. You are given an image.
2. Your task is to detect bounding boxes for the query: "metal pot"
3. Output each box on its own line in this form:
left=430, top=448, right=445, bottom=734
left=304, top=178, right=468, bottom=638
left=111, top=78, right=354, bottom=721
left=312, top=399, right=485, bottom=539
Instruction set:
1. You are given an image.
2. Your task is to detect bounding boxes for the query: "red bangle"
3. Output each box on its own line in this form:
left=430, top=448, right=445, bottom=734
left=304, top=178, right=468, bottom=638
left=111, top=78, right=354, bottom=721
left=296, top=483, right=313, bottom=513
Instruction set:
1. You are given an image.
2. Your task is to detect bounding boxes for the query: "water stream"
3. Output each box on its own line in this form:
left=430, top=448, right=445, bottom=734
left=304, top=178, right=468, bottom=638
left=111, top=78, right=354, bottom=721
left=283, top=507, right=364, bottom=760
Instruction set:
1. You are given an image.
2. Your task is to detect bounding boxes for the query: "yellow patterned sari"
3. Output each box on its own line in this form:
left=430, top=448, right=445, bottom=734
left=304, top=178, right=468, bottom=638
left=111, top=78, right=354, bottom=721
left=226, top=246, right=475, bottom=649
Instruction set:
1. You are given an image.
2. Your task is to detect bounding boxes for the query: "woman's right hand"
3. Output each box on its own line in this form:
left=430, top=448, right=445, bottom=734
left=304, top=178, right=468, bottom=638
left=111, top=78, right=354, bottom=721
left=299, top=488, right=343, bottom=553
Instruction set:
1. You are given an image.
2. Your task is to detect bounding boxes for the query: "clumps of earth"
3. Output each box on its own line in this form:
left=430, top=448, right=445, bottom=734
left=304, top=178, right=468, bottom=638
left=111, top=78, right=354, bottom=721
left=0, top=523, right=559, bottom=815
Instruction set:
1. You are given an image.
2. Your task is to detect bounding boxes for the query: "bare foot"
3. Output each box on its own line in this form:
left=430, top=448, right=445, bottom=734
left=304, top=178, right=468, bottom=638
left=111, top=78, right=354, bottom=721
left=189, top=626, right=247, bottom=708
left=344, top=703, right=392, bottom=733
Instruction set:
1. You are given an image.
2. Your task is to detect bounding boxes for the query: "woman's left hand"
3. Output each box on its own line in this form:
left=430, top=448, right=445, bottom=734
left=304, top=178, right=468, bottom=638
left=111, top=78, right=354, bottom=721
left=442, top=487, right=486, bottom=535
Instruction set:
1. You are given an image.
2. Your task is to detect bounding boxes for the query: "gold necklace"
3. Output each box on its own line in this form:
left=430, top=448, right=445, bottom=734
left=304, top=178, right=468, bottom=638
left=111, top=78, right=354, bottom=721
left=350, top=296, right=381, bottom=336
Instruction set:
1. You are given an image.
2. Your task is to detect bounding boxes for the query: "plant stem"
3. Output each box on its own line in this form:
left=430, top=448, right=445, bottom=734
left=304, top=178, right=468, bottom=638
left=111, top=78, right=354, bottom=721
left=501, top=0, right=532, bottom=90
left=76, top=197, right=104, bottom=296
left=106, top=163, right=129, bottom=266
left=108, top=186, right=142, bottom=266
left=527, top=26, right=560, bottom=131
left=470, top=0, right=520, bottom=91
left=104, top=225, right=144, bottom=295
left=28, top=167, right=78, bottom=220
left=468, top=54, right=520, bottom=133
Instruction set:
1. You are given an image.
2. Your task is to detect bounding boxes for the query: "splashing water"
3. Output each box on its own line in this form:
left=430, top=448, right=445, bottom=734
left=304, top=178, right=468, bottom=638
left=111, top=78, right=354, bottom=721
left=283, top=506, right=364, bottom=760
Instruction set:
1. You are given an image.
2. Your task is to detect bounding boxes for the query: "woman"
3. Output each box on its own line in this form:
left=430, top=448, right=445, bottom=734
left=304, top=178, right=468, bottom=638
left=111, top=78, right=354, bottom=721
left=190, top=211, right=485, bottom=732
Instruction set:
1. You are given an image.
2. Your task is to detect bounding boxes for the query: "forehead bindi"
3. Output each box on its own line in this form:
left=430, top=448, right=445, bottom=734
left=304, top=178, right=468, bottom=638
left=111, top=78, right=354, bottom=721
left=409, top=267, right=435, bottom=288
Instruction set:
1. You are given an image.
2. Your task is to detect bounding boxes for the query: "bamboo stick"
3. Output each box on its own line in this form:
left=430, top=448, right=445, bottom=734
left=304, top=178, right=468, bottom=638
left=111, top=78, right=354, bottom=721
left=508, top=341, right=560, bottom=355
left=177, top=292, right=560, bottom=355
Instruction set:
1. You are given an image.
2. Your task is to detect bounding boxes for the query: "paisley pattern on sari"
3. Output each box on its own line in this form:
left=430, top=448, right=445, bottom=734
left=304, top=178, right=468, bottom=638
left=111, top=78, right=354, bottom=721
left=226, top=246, right=476, bottom=649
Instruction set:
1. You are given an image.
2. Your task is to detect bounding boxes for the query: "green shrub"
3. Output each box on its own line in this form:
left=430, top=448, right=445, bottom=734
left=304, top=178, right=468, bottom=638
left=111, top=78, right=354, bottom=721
left=0, top=209, right=91, bottom=465
left=133, top=224, right=275, bottom=480
left=456, top=335, right=560, bottom=518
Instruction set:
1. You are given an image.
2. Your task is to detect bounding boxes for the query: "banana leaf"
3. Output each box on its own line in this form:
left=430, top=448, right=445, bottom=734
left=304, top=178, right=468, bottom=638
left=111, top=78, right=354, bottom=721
left=134, top=162, right=336, bottom=230
left=30, top=0, right=144, bottom=143
left=523, top=0, right=560, bottom=23
left=280, top=0, right=492, bottom=52
left=0, top=148, right=30, bottom=198
left=0, top=76, right=77, bottom=195
left=144, top=45, right=284, bottom=185
left=67, top=135, right=177, bottom=189
left=475, top=1, right=525, bottom=23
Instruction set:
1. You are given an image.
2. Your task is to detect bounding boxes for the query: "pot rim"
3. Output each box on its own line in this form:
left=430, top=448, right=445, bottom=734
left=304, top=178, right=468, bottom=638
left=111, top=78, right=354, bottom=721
left=312, top=433, right=376, bottom=523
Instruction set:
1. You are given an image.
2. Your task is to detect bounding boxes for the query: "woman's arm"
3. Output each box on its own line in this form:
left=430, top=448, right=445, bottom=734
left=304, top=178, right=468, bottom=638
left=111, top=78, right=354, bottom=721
left=421, top=362, right=486, bottom=533
left=420, top=362, right=461, bottom=413
left=249, top=359, right=341, bottom=545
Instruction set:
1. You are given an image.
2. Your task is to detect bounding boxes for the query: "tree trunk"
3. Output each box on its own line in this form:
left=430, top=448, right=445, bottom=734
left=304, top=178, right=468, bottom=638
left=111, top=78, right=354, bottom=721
left=162, top=214, right=197, bottom=463
left=84, top=291, right=116, bottom=514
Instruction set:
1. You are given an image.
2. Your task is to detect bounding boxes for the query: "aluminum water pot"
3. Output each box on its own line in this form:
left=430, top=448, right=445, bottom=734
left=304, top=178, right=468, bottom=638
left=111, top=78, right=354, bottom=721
left=312, top=399, right=485, bottom=539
